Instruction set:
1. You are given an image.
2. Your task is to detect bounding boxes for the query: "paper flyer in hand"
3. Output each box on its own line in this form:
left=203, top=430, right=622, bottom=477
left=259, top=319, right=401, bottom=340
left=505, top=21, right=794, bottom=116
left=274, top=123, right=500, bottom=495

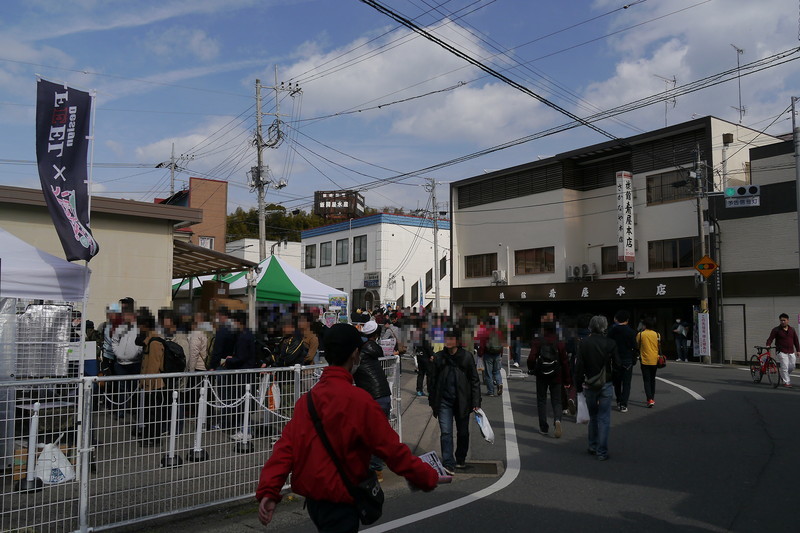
left=418, top=451, right=452, bottom=483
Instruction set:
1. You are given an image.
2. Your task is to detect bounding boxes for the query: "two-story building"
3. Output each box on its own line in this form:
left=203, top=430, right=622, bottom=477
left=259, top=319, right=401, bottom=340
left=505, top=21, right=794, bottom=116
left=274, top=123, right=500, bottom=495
left=710, top=138, right=800, bottom=362
left=301, top=213, right=450, bottom=313
left=449, top=116, right=782, bottom=361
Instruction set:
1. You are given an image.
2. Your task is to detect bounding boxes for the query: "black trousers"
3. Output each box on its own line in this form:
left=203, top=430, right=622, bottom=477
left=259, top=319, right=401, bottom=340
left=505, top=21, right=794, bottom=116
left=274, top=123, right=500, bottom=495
left=536, top=375, right=561, bottom=431
left=306, top=498, right=360, bottom=533
left=613, top=363, right=633, bottom=407
left=641, top=364, right=658, bottom=401
left=415, top=352, right=430, bottom=393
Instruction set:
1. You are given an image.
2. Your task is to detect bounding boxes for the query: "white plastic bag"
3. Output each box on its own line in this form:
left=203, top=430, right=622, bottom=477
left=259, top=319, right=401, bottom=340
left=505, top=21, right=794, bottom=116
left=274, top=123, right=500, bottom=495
left=34, top=443, right=75, bottom=484
left=576, top=392, right=589, bottom=424
left=474, top=408, right=495, bottom=444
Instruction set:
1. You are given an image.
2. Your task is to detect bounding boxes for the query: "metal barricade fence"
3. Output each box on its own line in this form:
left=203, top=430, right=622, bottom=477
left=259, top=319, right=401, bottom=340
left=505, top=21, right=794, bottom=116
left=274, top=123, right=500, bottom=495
left=1, top=356, right=401, bottom=532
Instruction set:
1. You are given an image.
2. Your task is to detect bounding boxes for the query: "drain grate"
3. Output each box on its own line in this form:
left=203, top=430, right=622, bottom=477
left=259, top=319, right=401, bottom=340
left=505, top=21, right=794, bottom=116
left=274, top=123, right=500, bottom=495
left=457, top=460, right=502, bottom=477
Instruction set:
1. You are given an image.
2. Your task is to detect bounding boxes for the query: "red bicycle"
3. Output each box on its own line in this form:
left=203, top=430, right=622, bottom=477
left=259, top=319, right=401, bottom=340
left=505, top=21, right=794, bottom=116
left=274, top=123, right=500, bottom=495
left=750, top=346, right=781, bottom=388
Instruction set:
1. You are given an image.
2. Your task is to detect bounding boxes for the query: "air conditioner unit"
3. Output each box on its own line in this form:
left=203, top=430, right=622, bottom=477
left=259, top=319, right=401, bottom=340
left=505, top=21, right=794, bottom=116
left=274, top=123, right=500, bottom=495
left=572, top=265, right=582, bottom=279
left=581, top=263, right=597, bottom=280
left=491, top=270, right=507, bottom=284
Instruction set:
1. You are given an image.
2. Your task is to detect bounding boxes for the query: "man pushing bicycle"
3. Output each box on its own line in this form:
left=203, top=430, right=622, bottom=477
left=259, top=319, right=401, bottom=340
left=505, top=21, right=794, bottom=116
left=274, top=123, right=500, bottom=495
left=766, top=313, right=800, bottom=389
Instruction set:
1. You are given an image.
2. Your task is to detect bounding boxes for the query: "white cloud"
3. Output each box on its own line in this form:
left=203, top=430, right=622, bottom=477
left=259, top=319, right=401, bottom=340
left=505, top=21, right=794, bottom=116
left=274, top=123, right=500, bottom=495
left=280, top=20, right=555, bottom=146
left=143, top=27, right=220, bottom=62
left=391, top=82, right=548, bottom=143
left=583, top=0, right=798, bottom=130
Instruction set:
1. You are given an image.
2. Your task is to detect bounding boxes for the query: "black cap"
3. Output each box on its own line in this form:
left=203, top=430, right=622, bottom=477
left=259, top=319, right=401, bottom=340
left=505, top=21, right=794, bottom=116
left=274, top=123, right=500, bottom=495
left=324, top=323, right=363, bottom=365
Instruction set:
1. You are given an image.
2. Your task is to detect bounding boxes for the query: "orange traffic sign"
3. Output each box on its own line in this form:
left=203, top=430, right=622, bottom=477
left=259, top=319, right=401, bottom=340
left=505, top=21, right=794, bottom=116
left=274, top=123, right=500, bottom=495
left=695, top=255, right=719, bottom=279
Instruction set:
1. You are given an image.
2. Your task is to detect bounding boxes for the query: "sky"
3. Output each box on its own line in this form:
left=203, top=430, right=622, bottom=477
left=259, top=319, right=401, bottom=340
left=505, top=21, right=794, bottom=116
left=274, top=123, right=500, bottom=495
left=0, top=0, right=798, bottom=217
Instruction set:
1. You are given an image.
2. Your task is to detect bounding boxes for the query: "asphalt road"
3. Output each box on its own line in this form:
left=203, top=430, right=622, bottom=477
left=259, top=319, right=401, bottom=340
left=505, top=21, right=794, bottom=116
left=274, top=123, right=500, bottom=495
left=138, top=361, right=797, bottom=533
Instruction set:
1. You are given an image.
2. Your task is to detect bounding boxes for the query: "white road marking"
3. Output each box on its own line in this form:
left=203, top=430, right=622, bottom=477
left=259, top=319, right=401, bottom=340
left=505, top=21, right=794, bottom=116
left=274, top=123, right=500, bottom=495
left=363, top=370, right=520, bottom=532
left=656, top=377, right=705, bottom=400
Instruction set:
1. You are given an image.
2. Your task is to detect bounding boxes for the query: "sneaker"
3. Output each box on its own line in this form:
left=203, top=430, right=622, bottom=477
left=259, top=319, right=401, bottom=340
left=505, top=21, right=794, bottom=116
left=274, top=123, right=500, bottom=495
left=497, top=384, right=503, bottom=395
left=619, top=405, right=628, bottom=413
left=455, top=462, right=467, bottom=469
left=562, top=409, right=570, bottom=415
left=567, top=398, right=577, bottom=416
left=230, top=431, right=249, bottom=442
left=512, top=362, right=520, bottom=368
left=647, top=399, right=655, bottom=408
left=554, top=420, right=562, bottom=439
left=539, top=427, right=548, bottom=435
left=587, top=448, right=597, bottom=456
left=597, top=454, right=609, bottom=461
left=416, top=391, right=425, bottom=397
left=443, top=467, right=455, bottom=476
left=782, top=383, right=793, bottom=388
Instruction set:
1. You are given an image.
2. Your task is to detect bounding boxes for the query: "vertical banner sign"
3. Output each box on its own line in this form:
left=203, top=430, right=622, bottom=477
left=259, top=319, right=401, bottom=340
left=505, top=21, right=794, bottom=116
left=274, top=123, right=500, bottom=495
left=616, top=171, right=635, bottom=262
left=36, top=79, right=99, bottom=262
left=694, top=311, right=711, bottom=357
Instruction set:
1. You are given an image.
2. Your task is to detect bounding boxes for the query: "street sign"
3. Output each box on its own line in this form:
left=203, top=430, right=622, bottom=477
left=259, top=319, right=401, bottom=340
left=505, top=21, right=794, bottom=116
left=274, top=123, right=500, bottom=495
left=695, top=255, right=719, bottom=279
left=725, top=197, right=760, bottom=208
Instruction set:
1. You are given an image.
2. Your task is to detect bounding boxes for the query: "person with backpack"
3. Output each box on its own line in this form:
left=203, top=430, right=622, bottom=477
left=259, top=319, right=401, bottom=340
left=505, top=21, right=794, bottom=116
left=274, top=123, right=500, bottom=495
left=529, top=322, right=571, bottom=438
left=575, top=315, right=620, bottom=461
left=136, top=308, right=168, bottom=446
left=476, top=317, right=504, bottom=396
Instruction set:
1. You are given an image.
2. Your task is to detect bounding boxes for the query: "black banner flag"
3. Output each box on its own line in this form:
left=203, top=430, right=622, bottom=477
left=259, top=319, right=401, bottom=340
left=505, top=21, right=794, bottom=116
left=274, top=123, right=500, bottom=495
left=35, top=79, right=99, bottom=261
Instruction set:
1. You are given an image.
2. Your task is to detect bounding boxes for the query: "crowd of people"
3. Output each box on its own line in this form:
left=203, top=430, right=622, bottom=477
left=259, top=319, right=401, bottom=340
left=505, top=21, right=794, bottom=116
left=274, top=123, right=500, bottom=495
left=75, top=298, right=798, bottom=532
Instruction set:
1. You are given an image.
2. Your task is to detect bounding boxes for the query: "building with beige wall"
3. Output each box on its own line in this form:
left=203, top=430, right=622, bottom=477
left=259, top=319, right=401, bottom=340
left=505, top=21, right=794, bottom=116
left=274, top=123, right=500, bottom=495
left=449, top=116, right=782, bottom=362
left=1, top=185, right=201, bottom=322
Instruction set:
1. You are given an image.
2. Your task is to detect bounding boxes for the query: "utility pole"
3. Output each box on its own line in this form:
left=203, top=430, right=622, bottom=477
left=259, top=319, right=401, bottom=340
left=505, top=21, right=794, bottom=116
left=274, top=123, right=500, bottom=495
left=425, top=177, right=441, bottom=313
left=169, top=143, right=176, bottom=196
left=695, top=144, right=708, bottom=314
left=251, top=71, right=300, bottom=262
left=792, top=97, right=800, bottom=291
left=255, top=78, right=266, bottom=262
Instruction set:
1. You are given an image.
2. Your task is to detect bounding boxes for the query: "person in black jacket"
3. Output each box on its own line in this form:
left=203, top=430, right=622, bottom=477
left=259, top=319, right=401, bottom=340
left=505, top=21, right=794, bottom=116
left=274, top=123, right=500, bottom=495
left=224, top=311, right=257, bottom=370
left=353, top=320, right=392, bottom=481
left=607, top=310, right=637, bottom=413
left=529, top=323, right=571, bottom=438
left=429, top=328, right=481, bottom=474
left=575, top=315, right=620, bottom=461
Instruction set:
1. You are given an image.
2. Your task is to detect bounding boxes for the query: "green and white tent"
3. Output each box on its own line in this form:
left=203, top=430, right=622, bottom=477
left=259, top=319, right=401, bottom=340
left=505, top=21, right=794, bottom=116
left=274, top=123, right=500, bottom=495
left=173, top=255, right=344, bottom=305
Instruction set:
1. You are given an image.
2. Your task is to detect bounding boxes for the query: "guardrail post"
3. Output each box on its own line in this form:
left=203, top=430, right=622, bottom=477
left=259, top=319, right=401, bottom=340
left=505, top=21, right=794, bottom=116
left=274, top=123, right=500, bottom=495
left=17, top=401, right=42, bottom=492
left=161, top=390, right=183, bottom=468
left=78, top=379, right=94, bottom=532
left=394, top=356, right=402, bottom=441
left=235, top=384, right=253, bottom=453
left=188, top=381, right=209, bottom=461
left=293, top=364, right=302, bottom=404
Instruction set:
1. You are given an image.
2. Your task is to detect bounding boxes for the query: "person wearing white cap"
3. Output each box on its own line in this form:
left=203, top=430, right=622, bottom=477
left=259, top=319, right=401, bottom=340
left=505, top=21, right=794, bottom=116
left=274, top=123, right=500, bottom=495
left=353, top=320, right=392, bottom=482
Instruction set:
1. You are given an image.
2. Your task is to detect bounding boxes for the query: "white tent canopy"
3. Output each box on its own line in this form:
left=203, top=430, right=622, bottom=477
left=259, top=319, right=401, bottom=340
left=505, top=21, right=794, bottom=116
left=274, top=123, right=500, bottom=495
left=0, top=227, right=90, bottom=301
left=173, top=255, right=345, bottom=305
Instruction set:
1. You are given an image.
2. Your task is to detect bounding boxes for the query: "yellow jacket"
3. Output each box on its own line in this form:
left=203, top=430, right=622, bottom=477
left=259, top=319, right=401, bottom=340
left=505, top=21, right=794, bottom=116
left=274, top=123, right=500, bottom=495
left=636, top=329, right=660, bottom=366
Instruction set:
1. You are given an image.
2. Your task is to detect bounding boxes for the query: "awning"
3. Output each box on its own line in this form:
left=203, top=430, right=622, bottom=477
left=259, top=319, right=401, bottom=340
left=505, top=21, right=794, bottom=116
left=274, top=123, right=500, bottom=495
left=172, top=239, right=257, bottom=278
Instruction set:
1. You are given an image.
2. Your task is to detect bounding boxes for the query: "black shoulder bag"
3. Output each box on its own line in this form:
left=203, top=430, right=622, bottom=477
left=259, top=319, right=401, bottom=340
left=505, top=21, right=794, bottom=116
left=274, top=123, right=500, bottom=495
left=306, top=390, right=384, bottom=525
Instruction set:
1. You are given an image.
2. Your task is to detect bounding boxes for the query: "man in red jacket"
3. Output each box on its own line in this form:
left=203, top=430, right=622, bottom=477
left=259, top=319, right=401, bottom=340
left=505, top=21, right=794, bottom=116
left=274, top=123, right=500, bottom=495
left=256, top=323, right=438, bottom=531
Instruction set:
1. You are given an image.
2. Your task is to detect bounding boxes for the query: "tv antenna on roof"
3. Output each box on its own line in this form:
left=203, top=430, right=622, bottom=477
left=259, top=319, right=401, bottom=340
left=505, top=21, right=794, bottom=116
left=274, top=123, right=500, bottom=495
left=731, top=44, right=746, bottom=123
left=653, top=74, right=677, bottom=127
